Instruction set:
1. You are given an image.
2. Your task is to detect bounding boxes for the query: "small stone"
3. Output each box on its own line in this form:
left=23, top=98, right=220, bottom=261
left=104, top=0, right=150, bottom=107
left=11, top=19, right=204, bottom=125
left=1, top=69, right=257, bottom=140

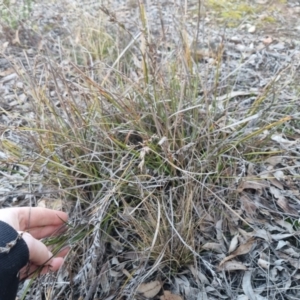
left=18, top=93, right=27, bottom=103
left=16, top=82, right=23, bottom=89
left=262, top=36, right=273, bottom=46
left=236, top=44, right=246, bottom=52
left=248, top=25, right=256, bottom=33
left=229, top=36, right=241, bottom=44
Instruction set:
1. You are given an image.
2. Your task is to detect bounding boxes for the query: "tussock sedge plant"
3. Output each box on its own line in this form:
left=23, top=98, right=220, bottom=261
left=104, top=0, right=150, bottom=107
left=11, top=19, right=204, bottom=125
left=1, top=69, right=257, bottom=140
left=0, top=1, right=298, bottom=299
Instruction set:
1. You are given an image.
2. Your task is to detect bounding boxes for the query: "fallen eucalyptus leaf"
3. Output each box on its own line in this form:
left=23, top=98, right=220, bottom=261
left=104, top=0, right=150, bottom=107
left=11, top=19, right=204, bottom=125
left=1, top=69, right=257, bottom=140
left=258, top=258, right=270, bottom=269
left=160, top=290, right=183, bottom=300
left=220, top=238, right=256, bottom=266
left=218, top=260, right=247, bottom=271
left=137, top=280, right=162, bottom=298
left=228, top=234, right=239, bottom=253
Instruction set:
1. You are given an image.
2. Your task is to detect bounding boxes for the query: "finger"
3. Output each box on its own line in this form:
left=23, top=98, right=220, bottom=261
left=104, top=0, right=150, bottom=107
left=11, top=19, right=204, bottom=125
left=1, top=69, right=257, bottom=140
left=17, top=207, right=68, bottom=231
left=20, top=257, right=65, bottom=280
left=19, top=246, right=70, bottom=280
left=54, top=246, right=70, bottom=258
left=28, top=223, right=68, bottom=239
left=21, top=232, right=54, bottom=266
left=41, top=257, right=64, bottom=273
left=0, top=208, right=19, bottom=229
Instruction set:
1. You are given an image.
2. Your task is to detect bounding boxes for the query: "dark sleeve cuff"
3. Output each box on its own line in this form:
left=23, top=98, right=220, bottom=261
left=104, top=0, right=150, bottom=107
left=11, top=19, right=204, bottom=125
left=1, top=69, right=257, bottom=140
left=0, top=220, right=29, bottom=300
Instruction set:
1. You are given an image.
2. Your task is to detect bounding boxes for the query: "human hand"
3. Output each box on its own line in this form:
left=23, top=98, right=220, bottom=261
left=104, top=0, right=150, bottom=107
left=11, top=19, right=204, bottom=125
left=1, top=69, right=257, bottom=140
left=0, top=207, right=68, bottom=279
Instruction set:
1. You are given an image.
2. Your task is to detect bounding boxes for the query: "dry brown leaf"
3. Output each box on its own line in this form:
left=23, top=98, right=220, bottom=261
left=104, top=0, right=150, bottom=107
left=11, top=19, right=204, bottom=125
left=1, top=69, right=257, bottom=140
left=276, top=240, right=288, bottom=250
left=272, top=233, right=295, bottom=241
left=215, top=91, right=257, bottom=103
left=237, top=178, right=268, bottom=194
left=216, top=219, right=223, bottom=241
left=258, top=170, right=284, bottom=190
left=274, top=219, right=294, bottom=234
left=291, top=189, right=300, bottom=196
left=202, top=242, right=223, bottom=253
left=238, top=228, right=255, bottom=242
left=188, top=265, right=210, bottom=284
left=270, top=187, right=298, bottom=215
left=282, top=247, right=300, bottom=258
left=271, top=134, right=297, bottom=147
left=218, top=260, right=247, bottom=271
left=240, top=194, right=257, bottom=218
left=137, top=280, right=162, bottom=298
left=265, top=156, right=283, bottom=166
left=269, top=177, right=284, bottom=190
left=246, top=163, right=255, bottom=176
left=213, top=115, right=234, bottom=133
left=254, top=229, right=271, bottom=243
left=277, top=197, right=297, bottom=215
left=219, top=237, right=256, bottom=266
left=275, top=251, right=300, bottom=269
left=160, top=290, right=183, bottom=300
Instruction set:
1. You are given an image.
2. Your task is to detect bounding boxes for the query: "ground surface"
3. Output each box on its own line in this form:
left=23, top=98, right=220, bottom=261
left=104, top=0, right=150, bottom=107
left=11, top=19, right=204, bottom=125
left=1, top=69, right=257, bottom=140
left=1, top=0, right=300, bottom=299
